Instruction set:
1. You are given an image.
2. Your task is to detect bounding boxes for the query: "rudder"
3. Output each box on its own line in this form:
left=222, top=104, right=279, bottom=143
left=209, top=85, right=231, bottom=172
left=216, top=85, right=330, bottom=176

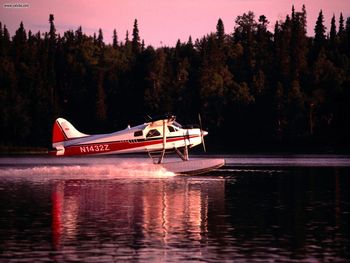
left=52, top=118, right=88, bottom=147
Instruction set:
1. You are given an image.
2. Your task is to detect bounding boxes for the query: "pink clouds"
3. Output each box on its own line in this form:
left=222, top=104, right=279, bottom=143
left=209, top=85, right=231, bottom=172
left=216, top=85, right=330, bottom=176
left=0, top=0, right=349, bottom=47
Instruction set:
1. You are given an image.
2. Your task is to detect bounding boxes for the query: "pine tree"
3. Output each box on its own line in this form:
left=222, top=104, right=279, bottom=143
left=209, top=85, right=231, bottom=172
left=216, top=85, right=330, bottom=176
left=301, top=5, right=307, bottom=33
left=93, top=32, right=97, bottom=45
left=132, top=19, right=140, bottom=53
left=330, top=14, right=336, bottom=46
left=76, top=26, right=83, bottom=40
left=125, top=30, right=129, bottom=43
left=216, top=18, right=225, bottom=45
left=346, top=18, right=350, bottom=53
left=176, top=39, right=181, bottom=49
left=256, top=15, right=271, bottom=70
left=13, top=21, right=27, bottom=44
left=291, top=5, right=295, bottom=22
left=257, top=15, right=269, bottom=43
left=346, top=17, right=350, bottom=36
left=12, top=22, right=27, bottom=62
left=187, top=36, right=193, bottom=47
left=28, top=30, right=32, bottom=40
left=112, top=29, right=118, bottom=48
left=314, top=10, right=326, bottom=46
left=97, top=28, right=104, bottom=48
left=0, top=22, right=5, bottom=57
left=141, top=39, right=145, bottom=51
left=234, top=11, right=257, bottom=81
left=234, top=11, right=257, bottom=43
left=35, top=31, right=41, bottom=40
left=338, top=13, right=344, bottom=36
left=47, top=15, right=57, bottom=116
left=258, top=15, right=268, bottom=30
left=49, top=14, right=56, bottom=43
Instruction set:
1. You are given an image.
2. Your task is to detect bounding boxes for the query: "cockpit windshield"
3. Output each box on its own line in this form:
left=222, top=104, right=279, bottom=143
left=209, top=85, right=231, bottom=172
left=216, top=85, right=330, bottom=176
left=173, top=121, right=182, bottom=128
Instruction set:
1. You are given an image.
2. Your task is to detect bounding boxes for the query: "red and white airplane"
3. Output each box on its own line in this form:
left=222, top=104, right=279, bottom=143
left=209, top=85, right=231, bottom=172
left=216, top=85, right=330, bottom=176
left=51, top=114, right=208, bottom=163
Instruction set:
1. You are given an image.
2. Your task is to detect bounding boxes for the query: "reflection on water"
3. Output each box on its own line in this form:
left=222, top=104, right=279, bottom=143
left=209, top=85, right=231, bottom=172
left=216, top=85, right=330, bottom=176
left=48, top=178, right=225, bottom=261
left=0, top=157, right=350, bottom=262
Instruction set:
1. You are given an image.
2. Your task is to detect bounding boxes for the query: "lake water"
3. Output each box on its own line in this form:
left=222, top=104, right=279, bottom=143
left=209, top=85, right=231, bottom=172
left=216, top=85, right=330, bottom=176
left=0, top=155, right=350, bottom=262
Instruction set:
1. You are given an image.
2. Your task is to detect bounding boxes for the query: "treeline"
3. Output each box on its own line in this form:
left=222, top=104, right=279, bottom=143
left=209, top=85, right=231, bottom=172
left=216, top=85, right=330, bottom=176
left=1, top=6, right=350, bottom=152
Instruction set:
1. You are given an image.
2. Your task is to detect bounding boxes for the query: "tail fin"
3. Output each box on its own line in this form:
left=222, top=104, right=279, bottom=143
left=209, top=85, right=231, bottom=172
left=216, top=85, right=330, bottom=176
left=52, top=118, right=88, bottom=147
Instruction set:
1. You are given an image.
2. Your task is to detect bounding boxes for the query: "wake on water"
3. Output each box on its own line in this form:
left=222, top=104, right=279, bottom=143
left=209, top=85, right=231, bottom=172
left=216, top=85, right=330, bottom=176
left=0, top=161, right=175, bottom=181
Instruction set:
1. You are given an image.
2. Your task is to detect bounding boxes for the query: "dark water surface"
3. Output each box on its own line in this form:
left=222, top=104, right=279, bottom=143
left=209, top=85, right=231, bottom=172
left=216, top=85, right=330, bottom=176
left=0, top=156, right=350, bottom=262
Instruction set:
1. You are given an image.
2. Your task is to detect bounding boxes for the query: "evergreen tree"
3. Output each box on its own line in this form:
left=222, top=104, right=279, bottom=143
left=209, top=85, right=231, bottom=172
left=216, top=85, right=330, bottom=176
left=345, top=17, right=350, bottom=53
left=314, top=10, right=326, bottom=46
left=141, top=39, right=145, bottom=51
left=274, top=15, right=292, bottom=86
left=187, top=36, right=193, bottom=48
left=234, top=11, right=257, bottom=43
left=0, top=23, right=5, bottom=56
left=125, top=30, right=129, bottom=43
left=97, top=28, right=104, bottom=48
left=132, top=19, right=140, bottom=53
left=46, top=14, right=57, bottom=115
left=256, top=15, right=271, bottom=71
left=234, top=11, right=257, bottom=81
left=112, top=29, right=118, bottom=48
left=13, top=21, right=27, bottom=44
left=338, top=13, right=344, bottom=36
left=75, top=26, right=83, bottom=43
left=49, top=14, right=56, bottom=43
left=28, top=30, right=32, bottom=40
left=291, top=6, right=308, bottom=79
left=330, top=14, right=336, bottom=46
left=3, top=25, right=10, bottom=42
left=258, top=15, right=269, bottom=31
left=301, top=4, right=307, bottom=33
left=216, top=18, right=225, bottom=45
left=346, top=17, right=350, bottom=34
left=175, top=39, right=181, bottom=49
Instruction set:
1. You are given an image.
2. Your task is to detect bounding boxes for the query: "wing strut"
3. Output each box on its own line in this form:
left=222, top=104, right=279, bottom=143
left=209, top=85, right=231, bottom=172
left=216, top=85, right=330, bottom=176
left=174, top=146, right=189, bottom=161
left=157, top=120, right=166, bottom=164
left=148, top=118, right=189, bottom=164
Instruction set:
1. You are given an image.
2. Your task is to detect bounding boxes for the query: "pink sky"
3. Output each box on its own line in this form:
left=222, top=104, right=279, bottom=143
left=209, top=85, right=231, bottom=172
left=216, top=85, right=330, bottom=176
left=1, top=0, right=349, bottom=47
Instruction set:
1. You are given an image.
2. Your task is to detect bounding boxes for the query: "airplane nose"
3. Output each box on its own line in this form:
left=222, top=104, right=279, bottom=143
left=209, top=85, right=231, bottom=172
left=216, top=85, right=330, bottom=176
left=202, top=130, right=208, bottom=136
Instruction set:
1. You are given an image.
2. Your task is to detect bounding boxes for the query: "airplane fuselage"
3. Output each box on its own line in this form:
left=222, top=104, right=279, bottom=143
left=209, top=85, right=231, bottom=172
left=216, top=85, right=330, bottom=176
left=52, top=119, right=205, bottom=156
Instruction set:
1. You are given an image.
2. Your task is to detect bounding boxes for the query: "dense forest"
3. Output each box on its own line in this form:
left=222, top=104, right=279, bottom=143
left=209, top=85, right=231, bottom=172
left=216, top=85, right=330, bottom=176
left=1, top=6, right=350, bottom=152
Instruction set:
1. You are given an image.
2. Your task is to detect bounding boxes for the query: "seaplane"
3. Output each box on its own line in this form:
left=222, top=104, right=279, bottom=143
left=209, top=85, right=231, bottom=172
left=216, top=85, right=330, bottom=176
left=50, top=114, right=225, bottom=174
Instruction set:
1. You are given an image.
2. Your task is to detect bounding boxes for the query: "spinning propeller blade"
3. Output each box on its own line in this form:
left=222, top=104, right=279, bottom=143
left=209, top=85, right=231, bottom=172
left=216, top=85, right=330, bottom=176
left=198, top=113, right=207, bottom=152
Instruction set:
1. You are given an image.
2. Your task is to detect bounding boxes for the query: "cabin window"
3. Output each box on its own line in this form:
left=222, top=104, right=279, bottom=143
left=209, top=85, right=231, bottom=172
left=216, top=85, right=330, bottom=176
left=134, top=130, right=143, bottom=137
left=168, top=126, right=175, bottom=132
left=146, top=129, right=161, bottom=138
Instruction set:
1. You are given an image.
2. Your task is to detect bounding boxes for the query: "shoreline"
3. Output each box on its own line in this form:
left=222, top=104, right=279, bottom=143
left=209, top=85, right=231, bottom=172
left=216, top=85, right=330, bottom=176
left=1, top=146, right=349, bottom=156
left=0, top=147, right=48, bottom=155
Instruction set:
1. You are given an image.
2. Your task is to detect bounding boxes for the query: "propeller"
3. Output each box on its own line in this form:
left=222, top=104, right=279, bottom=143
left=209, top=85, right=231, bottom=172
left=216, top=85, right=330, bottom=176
left=198, top=113, right=207, bottom=152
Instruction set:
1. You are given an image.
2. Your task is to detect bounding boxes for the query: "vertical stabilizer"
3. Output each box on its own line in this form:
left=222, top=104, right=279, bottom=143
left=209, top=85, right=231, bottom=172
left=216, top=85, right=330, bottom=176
left=52, top=118, right=88, bottom=155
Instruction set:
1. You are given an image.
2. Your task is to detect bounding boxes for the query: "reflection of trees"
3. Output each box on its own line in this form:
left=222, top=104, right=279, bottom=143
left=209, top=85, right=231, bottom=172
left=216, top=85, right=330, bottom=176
left=223, top=169, right=350, bottom=258
left=49, top=169, right=350, bottom=260
left=51, top=179, right=225, bottom=259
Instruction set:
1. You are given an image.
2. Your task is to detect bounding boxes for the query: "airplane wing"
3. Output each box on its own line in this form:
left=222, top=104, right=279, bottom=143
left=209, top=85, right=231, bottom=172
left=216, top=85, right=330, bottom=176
left=146, top=114, right=176, bottom=127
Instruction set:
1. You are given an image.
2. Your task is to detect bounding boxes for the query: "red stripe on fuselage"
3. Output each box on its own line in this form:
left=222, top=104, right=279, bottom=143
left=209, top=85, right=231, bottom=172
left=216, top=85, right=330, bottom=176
left=60, top=135, right=199, bottom=156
